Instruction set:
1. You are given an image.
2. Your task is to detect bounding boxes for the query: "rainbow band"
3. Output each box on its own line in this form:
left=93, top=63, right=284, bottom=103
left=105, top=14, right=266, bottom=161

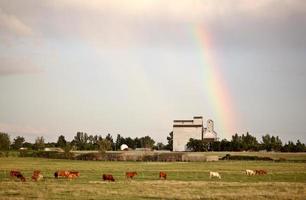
left=194, top=25, right=237, bottom=138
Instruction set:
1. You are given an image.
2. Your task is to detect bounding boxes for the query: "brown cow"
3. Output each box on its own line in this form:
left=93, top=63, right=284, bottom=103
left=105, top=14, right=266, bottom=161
left=159, top=172, right=167, bottom=180
left=255, top=169, right=267, bottom=175
left=102, top=174, right=115, bottom=182
left=54, top=170, right=80, bottom=179
left=69, top=171, right=80, bottom=177
left=126, top=172, right=137, bottom=179
left=10, top=170, right=26, bottom=182
left=32, top=170, right=43, bottom=181
left=54, top=170, right=70, bottom=178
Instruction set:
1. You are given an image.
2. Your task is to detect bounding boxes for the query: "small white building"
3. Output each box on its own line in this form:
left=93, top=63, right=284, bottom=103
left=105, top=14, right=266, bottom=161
left=172, top=116, right=217, bottom=151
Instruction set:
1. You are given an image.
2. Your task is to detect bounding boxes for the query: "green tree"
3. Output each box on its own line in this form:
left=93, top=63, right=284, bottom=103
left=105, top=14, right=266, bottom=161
left=261, top=134, right=272, bottom=151
left=63, top=143, right=73, bottom=158
left=166, top=131, right=173, bottom=151
left=34, top=136, right=45, bottom=150
left=105, top=133, right=115, bottom=150
left=186, top=138, right=208, bottom=152
left=72, top=132, right=89, bottom=150
left=11, top=136, right=25, bottom=150
left=56, top=135, right=67, bottom=148
left=0, top=132, right=10, bottom=150
left=139, top=136, right=155, bottom=148
left=115, top=134, right=123, bottom=150
left=231, top=133, right=242, bottom=151
left=98, top=139, right=112, bottom=154
left=295, top=140, right=306, bottom=152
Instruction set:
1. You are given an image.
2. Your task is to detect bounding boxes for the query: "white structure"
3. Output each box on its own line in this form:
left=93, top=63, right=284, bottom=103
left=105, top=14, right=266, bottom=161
left=120, top=144, right=129, bottom=151
left=173, top=116, right=217, bottom=151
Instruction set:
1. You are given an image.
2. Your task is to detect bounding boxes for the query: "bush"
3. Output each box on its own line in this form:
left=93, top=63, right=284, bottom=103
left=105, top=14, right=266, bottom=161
left=221, top=154, right=273, bottom=161
left=19, top=150, right=73, bottom=159
left=75, top=153, right=103, bottom=161
left=158, top=153, right=183, bottom=162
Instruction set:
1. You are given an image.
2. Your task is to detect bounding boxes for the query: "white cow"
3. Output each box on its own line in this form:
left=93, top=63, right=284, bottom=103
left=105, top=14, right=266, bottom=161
left=245, top=169, right=255, bottom=176
left=209, top=171, right=221, bottom=179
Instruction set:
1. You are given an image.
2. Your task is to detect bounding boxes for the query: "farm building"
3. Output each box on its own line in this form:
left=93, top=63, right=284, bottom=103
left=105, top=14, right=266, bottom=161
left=173, top=116, right=217, bottom=151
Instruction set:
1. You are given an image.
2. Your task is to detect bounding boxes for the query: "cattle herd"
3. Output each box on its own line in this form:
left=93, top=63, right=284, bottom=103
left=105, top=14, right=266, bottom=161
left=9, top=169, right=268, bottom=182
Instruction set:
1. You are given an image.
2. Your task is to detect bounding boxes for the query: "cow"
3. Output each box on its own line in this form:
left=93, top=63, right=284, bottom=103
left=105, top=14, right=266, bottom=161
left=159, top=172, right=167, bottom=180
left=10, top=170, right=22, bottom=177
left=209, top=171, right=221, bottom=179
left=245, top=169, right=256, bottom=176
left=67, top=173, right=78, bottom=179
left=126, top=172, right=137, bottom=179
left=10, top=170, right=26, bottom=182
left=102, top=174, right=115, bottom=182
left=69, top=171, right=80, bottom=177
left=54, top=170, right=70, bottom=178
left=32, top=170, right=43, bottom=181
left=255, top=169, right=267, bottom=175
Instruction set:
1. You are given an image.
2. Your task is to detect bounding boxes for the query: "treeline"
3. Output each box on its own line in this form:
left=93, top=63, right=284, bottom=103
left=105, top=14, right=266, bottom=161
left=187, top=132, right=306, bottom=152
left=0, top=131, right=305, bottom=152
left=0, top=132, right=171, bottom=152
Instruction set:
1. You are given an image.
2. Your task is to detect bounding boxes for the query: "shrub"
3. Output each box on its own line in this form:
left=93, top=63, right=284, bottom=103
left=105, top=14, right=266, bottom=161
left=221, top=154, right=273, bottom=161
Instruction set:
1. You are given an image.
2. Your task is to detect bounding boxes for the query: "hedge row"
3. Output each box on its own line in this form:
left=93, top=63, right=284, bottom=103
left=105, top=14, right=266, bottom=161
left=221, top=154, right=273, bottom=161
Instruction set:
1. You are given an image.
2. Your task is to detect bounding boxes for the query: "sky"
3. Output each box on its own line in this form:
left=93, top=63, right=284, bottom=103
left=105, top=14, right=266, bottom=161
left=0, top=0, right=306, bottom=143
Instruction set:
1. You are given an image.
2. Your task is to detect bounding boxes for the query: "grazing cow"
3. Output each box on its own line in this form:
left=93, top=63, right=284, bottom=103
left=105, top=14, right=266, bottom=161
left=245, top=169, right=256, bottom=176
left=69, top=171, right=80, bottom=177
left=10, top=170, right=22, bottom=177
left=209, top=171, right=221, bottom=179
left=54, top=170, right=80, bottom=179
left=32, top=170, right=43, bottom=181
left=126, top=172, right=137, bottom=179
left=54, top=170, right=70, bottom=178
left=67, top=173, right=78, bottom=179
left=102, top=174, right=115, bottom=182
left=255, top=169, right=267, bottom=175
left=159, top=172, right=167, bottom=180
left=10, top=170, right=26, bottom=182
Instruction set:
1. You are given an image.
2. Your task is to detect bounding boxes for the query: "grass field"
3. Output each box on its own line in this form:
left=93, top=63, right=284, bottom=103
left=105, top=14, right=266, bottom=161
left=0, top=156, right=306, bottom=199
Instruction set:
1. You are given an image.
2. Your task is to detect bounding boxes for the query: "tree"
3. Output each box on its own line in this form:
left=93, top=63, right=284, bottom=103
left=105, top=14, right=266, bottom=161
left=11, top=136, right=25, bottom=150
left=72, top=132, right=89, bottom=150
left=139, top=136, right=155, bottom=148
left=295, top=140, right=306, bottom=152
left=105, top=133, right=115, bottom=150
left=261, top=134, right=272, bottom=151
left=166, top=131, right=173, bottom=151
left=34, top=136, right=45, bottom=150
left=56, top=135, right=67, bottom=148
left=241, top=132, right=259, bottom=151
left=63, top=143, right=73, bottom=159
left=98, top=139, right=112, bottom=154
left=155, top=142, right=166, bottom=150
left=231, top=133, right=242, bottom=151
left=186, top=138, right=208, bottom=152
left=115, top=134, right=123, bottom=150
left=0, top=132, right=10, bottom=151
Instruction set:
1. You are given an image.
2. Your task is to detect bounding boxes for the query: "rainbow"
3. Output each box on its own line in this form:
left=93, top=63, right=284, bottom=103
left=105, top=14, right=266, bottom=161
left=193, top=24, right=237, bottom=138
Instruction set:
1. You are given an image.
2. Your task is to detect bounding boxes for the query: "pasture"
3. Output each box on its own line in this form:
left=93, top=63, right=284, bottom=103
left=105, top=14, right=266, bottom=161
left=0, top=157, right=305, bottom=199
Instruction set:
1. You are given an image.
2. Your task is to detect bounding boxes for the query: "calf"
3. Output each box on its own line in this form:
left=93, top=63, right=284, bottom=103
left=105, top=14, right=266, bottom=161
left=159, top=172, right=167, bottom=180
left=245, top=169, right=255, bottom=176
left=10, top=170, right=26, bottom=182
left=209, top=171, right=221, bottom=179
left=255, top=169, right=267, bottom=175
left=126, top=172, right=137, bottom=179
left=32, top=170, right=43, bottom=181
left=102, top=174, right=115, bottom=182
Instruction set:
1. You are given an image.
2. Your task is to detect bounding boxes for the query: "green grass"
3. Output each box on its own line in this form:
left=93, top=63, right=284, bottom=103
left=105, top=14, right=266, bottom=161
left=0, top=157, right=305, bottom=199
